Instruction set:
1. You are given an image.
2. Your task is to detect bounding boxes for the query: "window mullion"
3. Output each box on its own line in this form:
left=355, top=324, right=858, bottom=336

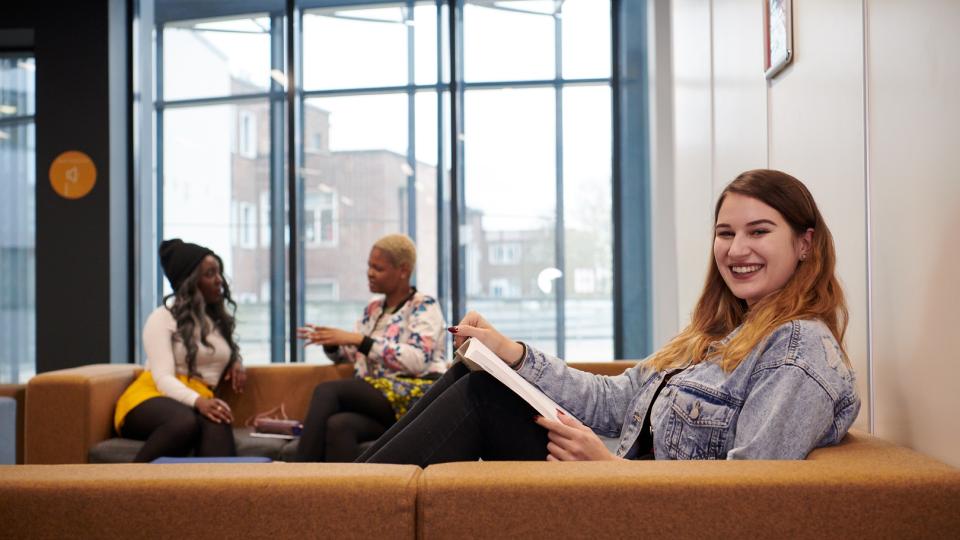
left=554, top=7, right=566, bottom=358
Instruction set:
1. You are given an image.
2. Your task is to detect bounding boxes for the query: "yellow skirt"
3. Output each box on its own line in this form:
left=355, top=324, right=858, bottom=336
left=114, top=371, right=214, bottom=432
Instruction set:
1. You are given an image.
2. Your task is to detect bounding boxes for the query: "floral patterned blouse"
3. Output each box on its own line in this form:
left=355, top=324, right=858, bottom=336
left=326, top=290, right=447, bottom=417
left=325, top=290, right=448, bottom=416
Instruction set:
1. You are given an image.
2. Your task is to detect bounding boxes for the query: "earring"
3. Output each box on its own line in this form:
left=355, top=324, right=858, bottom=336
left=800, top=253, right=807, bottom=261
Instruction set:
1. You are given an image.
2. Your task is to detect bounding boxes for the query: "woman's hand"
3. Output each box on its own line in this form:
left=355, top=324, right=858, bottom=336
left=195, top=397, right=234, bottom=424
left=223, top=362, right=246, bottom=393
left=535, top=411, right=622, bottom=461
left=448, top=311, right=525, bottom=366
left=297, top=324, right=363, bottom=347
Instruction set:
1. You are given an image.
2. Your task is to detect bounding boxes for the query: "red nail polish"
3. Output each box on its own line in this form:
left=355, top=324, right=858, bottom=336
left=447, top=326, right=459, bottom=334
left=556, top=409, right=565, bottom=416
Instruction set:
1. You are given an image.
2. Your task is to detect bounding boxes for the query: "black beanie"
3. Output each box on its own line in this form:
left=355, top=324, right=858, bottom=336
left=159, top=238, right=215, bottom=292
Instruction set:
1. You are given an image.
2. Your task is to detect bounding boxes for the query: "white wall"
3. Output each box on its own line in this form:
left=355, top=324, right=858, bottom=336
left=665, top=0, right=959, bottom=466
left=866, top=0, right=960, bottom=467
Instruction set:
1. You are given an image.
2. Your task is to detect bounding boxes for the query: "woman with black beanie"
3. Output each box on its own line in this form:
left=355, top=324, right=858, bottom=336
left=113, top=239, right=246, bottom=462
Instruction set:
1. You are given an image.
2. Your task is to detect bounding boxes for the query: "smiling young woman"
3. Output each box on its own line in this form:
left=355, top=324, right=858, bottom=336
left=356, top=169, right=858, bottom=465
left=651, top=169, right=847, bottom=373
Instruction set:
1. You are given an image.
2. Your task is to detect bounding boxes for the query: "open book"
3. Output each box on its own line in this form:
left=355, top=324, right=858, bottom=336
left=455, top=338, right=569, bottom=422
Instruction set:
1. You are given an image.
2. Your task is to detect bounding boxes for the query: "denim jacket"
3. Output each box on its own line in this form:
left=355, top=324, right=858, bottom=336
left=517, top=319, right=860, bottom=459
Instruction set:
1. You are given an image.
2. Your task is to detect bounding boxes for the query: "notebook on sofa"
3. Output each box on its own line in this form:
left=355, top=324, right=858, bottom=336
left=455, top=338, right=569, bottom=422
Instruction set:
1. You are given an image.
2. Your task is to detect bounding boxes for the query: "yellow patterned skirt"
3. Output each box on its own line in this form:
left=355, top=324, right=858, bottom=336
left=363, top=374, right=436, bottom=419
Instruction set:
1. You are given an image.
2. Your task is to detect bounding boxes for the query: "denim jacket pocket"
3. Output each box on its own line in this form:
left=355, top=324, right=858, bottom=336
left=664, top=389, right=736, bottom=460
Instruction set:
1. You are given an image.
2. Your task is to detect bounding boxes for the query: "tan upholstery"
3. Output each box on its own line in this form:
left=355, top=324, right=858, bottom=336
left=0, top=463, right=419, bottom=539
left=219, top=363, right=355, bottom=428
left=12, top=361, right=960, bottom=537
left=25, top=364, right=139, bottom=464
left=417, top=430, right=960, bottom=538
left=24, top=361, right=633, bottom=464
left=24, top=363, right=359, bottom=464
left=568, top=361, right=637, bottom=376
left=0, top=384, right=25, bottom=464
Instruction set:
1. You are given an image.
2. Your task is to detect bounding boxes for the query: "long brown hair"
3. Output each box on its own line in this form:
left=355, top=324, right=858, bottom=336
left=647, top=169, right=848, bottom=372
left=163, top=255, right=241, bottom=379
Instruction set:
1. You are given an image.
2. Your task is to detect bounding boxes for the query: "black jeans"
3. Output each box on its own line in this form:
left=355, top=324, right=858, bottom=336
left=357, top=362, right=549, bottom=466
left=296, top=378, right=397, bottom=462
left=120, top=396, right=236, bottom=463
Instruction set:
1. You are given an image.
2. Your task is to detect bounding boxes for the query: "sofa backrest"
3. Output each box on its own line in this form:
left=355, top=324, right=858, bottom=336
left=220, top=363, right=354, bottom=426
left=24, top=360, right=638, bottom=464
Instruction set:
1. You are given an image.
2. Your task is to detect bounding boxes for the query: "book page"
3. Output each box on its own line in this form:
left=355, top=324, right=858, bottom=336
left=456, top=338, right=568, bottom=421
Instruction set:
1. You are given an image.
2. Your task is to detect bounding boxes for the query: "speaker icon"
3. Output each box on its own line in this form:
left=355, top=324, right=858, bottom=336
left=49, top=151, right=97, bottom=200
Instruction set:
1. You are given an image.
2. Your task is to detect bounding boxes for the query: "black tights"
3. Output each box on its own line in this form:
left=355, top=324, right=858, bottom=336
left=120, top=397, right=236, bottom=463
left=357, top=362, right=549, bottom=466
left=296, top=378, right=397, bottom=462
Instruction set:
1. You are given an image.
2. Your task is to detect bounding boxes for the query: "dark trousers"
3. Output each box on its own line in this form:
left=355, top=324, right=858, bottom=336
left=120, top=396, right=236, bottom=463
left=296, top=378, right=397, bottom=462
left=357, top=362, right=549, bottom=466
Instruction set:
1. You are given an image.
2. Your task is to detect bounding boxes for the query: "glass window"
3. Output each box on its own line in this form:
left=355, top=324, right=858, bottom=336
left=304, top=191, right=338, bottom=247
left=463, top=0, right=555, bottom=82
left=0, top=55, right=36, bottom=383
left=463, top=86, right=558, bottom=354
left=145, top=0, right=615, bottom=366
left=163, top=100, right=275, bottom=364
left=303, top=4, right=440, bottom=90
left=238, top=110, right=258, bottom=159
left=562, top=85, right=613, bottom=360
left=300, top=90, right=438, bottom=362
left=163, top=16, right=272, bottom=101
left=560, top=0, right=612, bottom=79
left=306, top=279, right=339, bottom=302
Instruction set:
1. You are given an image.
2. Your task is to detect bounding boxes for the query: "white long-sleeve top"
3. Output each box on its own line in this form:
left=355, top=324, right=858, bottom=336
left=143, top=305, right=233, bottom=407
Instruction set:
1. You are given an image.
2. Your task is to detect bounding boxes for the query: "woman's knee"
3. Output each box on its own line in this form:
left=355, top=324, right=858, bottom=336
left=165, top=410, right=201, bottom=440
left=465, top=370, right=501, bottom=394
left=311, top=378, right=354, bottom=402
left=326, top=413, right=357, bottom=436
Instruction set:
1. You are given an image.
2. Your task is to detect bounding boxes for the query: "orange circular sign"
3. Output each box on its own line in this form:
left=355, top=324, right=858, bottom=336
left=49, top=151, right=97, bottom=199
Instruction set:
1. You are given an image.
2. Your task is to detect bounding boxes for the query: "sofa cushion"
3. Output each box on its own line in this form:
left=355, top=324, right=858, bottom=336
left=88, top=427, right=296, bottom=462
left=416, top=431, right=960, bottom=538
left=1, top=463, right=421, bottom=538
left=88, top=427, right=373, bottom=462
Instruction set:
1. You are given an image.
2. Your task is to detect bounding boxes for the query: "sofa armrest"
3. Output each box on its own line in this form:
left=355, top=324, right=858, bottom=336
left=25, top=364, right=140, bottom=464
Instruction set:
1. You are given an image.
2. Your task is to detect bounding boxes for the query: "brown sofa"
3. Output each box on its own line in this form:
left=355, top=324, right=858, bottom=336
left=10, top=362, right=960, bottom=538
left=24, top=362, right=357, bottom=463
left=23, top=361, right=633, bottom=464
left=3, top=431, right=959, bottom=538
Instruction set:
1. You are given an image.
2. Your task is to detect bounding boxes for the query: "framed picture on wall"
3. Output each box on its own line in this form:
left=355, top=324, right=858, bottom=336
left=763, top=0, right=793, bottom=79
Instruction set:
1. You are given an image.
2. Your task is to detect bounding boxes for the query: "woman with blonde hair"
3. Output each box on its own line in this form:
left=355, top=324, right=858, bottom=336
left=296, top=233, right=446, bottom=462
left=359, top=169, right=860, bottom=464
